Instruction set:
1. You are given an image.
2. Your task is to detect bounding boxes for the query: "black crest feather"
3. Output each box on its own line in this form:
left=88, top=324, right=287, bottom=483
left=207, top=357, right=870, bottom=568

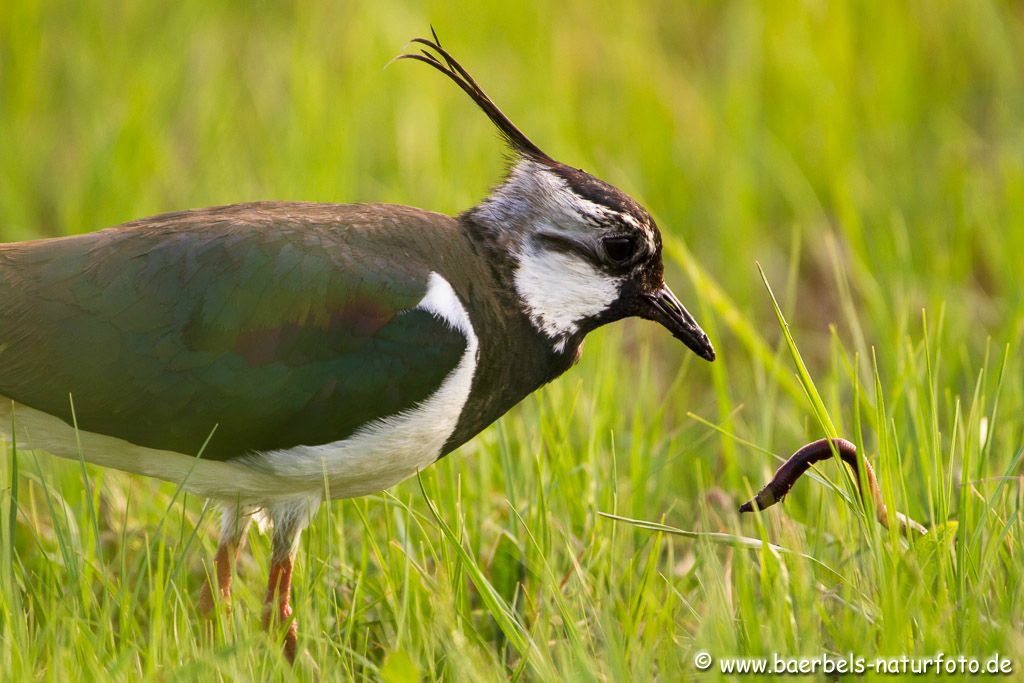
left=395, top=28, right=550, bottom=161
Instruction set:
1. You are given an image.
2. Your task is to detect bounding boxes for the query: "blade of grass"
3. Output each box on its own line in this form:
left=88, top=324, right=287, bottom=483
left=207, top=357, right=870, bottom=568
left=415, top=472, right=548, bottom=678
left=756, top=263, right=867, bottom=518
left=597, top=511, right=853, bottom=588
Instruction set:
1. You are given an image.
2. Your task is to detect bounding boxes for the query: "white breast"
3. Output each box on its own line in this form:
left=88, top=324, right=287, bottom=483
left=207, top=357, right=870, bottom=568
left=243, top=271, right=479, bottom=499
left=0, top=272, right=479, bottom=504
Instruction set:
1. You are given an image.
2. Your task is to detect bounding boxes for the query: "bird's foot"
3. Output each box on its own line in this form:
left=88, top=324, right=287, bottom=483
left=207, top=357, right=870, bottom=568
left=263, top=601, right=297, bottom=663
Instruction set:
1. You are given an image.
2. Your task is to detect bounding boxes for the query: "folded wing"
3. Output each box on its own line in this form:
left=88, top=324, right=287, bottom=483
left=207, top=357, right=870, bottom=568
left=0, top=203, right=467, bottom=461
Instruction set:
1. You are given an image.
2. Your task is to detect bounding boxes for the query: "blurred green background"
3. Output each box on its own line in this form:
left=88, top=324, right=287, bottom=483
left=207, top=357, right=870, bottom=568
left=2, top=1, right=1024, bottom=679
left=3, top=1, right=1022, bottom=374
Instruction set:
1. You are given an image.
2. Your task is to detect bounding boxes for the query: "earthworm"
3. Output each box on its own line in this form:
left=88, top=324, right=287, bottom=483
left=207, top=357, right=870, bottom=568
left=739, top=438, right=927, bottom=537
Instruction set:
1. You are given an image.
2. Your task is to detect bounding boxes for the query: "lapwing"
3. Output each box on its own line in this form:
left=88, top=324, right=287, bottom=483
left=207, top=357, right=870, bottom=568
left=0, top=33, right=714, bottom=660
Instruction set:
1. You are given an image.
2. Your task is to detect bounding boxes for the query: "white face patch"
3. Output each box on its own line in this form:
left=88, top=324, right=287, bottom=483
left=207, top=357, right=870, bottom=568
left=471, top=158, right=658, bottom=351
left=513, top=247, right=622, bottom=350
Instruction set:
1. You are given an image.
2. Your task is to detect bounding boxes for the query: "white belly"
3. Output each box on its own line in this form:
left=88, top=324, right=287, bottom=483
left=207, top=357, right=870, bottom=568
left=0, top=273, right=479, bottom=503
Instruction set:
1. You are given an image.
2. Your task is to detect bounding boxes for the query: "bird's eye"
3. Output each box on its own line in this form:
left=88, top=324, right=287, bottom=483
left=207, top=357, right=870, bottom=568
left=602, top=235, right=637, bottom=264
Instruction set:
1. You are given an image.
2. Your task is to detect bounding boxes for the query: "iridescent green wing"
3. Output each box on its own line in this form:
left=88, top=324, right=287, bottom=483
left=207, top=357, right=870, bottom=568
left=0, top=204, right=467, bottom=460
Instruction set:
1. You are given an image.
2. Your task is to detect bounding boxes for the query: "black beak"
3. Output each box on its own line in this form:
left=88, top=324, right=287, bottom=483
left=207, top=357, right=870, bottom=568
left=642, top=284, right=715, bottom=361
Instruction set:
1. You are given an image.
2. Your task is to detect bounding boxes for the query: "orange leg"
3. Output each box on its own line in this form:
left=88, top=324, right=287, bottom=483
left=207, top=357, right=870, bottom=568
left=199, top=541, right=237, bottom=614
left=199, top=503, right=254, bottom=616
left=261, top=497, right=319, bottom=664
left=263, top=553, right=298, bottom=663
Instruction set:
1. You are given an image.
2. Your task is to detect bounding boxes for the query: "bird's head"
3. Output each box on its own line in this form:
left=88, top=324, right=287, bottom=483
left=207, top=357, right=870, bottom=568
left=398, top=33, right=714, bottom=361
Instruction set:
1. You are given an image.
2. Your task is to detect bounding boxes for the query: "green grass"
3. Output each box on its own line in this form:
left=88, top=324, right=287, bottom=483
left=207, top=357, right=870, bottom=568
left=2, top=0, right=1024, bottom=679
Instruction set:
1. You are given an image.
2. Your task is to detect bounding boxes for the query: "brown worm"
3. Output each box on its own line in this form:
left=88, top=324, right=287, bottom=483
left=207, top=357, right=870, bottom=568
left=739, top=438, right=927, bottom=537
